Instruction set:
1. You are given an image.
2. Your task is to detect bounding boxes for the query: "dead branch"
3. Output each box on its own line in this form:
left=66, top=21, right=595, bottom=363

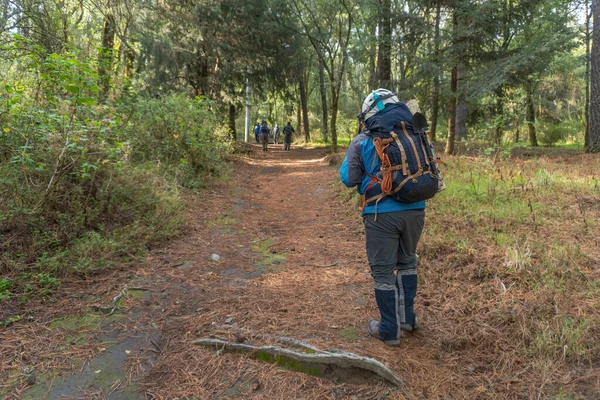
left=193, top=338, right=403, bottom=387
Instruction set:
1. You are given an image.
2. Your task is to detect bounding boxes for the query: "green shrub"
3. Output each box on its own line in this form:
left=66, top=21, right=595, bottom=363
left=124, top=95, right=229, bottom=188
left=537, top=119, right=583, bottom=146
left=0, top=49, right=226, bottom=298
left=538, top=122, right=565, bottom=146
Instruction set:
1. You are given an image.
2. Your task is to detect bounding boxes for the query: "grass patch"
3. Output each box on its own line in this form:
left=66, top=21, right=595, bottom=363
left=253, top=239, right=287, bottom=273
left=339, top=327, right=360, bottom=341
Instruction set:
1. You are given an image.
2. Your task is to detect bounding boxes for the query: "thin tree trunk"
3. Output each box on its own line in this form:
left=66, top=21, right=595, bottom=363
left=228, top=103, right=236, bottom=141
left=329, top=55, right=348, bottom=153
left=585, top=0, right=591, bottom=149
left=299, top=75, right=310, bottom=143
left=588, top=0, right=600, bottom=152
left=331, top=88, right=339, bottom=152
left=318, top=59, right=329, bottom=142
left=296, top=100, right=302, bottom=138
left=526, top=92, right=538, bottom=147
left=445, top=65, right=457, bottom=155
left=456, top=60, right=468, bottom=141
left=495, top=86, right=504, bottom=146
left=98, top=0, right=115, bottom=102
left=376, top=0, right=392, bottom=87
left=431, top=2, right=441, bottom=141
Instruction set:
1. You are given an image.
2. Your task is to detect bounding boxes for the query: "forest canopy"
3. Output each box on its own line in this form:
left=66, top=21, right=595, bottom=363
left=1, top=0, right=592, bottom=151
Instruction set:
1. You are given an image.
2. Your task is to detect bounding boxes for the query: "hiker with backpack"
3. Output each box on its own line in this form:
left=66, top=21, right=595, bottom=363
left=282, top=122, right=294, bottom=151
left=260, top=120, right=271, bottom=152
left=339, top=88, right=444, bottom=347
left=273, top=124, right=281, bottom=145
left=254, top=122, right=261, bottom=144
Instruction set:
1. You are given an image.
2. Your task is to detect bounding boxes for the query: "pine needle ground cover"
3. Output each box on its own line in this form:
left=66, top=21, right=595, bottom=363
left=415, top=150, right=600, bottom=397
left=1, top=147, right=598, bottom=399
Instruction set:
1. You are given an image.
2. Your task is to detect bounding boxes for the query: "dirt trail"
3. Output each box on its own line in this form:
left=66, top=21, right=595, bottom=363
left=11, top=143, right=468, bottom=399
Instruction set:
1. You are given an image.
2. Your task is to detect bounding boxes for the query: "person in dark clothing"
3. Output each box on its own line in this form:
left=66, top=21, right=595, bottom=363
left=339, top=89, right=425, bottom=347
left=260, top=120, right=270, bottom=152
left=273, top=124, right=280, bottom=145
left=282, top=122, right=294, bottom=151
left=254, top=122, right=261, bottom=143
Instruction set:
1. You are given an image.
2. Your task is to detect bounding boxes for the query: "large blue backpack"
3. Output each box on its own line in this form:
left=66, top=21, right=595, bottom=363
left=363, top=103, right=443, bottom=206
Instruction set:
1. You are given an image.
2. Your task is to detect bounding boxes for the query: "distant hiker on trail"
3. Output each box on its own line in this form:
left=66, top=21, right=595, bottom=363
left=273, top=124, right=281, bottom=145
left=339, top=88, right=444, bottom=347
left=260, top=120, right=271, bottom=152
left=254, top=122, right=261, bottom=144
left=282, top=122, right=294, bottom=151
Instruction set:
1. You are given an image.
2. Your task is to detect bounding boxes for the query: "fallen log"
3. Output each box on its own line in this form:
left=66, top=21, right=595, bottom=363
left=193, top=338, right=403, bottom=387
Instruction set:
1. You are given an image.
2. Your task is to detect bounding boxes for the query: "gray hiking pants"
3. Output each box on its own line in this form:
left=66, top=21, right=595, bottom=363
left=363, top=209, right=425, bottom=331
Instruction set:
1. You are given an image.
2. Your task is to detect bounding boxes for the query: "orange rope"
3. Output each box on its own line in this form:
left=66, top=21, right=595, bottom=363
left=373, top=137, right=393, bottom=194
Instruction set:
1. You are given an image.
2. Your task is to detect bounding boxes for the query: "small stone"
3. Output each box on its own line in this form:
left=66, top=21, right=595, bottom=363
left=225, top=317, right=233, bottom=324
left=211, top=254, right=221, bottom=262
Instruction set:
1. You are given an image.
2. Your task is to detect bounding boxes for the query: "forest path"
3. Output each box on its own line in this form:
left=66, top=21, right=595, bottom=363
left=136, top=143, right=448, bottom=399
left=18, top=143, right=452, bottom=399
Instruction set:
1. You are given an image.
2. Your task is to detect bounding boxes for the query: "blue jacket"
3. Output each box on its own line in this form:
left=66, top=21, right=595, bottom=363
left=339, top=104, right=426, bottom=215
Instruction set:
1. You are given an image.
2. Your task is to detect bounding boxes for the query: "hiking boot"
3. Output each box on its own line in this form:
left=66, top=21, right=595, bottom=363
left=368, top=320, right=400, bottom=347
left=400, top=316, right=421, bottom=332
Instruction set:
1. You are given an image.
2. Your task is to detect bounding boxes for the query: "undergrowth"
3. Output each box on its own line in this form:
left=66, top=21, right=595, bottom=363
left=0, top=47, right=229, bottom=304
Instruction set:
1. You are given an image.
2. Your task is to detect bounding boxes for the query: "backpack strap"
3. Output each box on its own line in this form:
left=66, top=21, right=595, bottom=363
left=390, top=131, right=409, bottom=176
left=400, top=121, right=423, bottom=172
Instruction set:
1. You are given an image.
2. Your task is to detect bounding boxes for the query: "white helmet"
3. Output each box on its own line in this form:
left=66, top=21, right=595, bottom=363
left=359, top=88, right=399, bottom=122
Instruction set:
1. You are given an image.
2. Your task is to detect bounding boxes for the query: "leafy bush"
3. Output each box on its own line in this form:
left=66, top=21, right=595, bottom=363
left=538, top=121, right=565, bottom=146
left=537, top=119, right=584, bottom=146
left=0, top=47, right=226, bottom=298
left=124, top=95, right=229, bottom=189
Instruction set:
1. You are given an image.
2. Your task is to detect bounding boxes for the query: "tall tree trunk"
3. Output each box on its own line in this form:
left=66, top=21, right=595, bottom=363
left=329, top=54, right=348, bottom=153
left=296, top=91, right=302, bottom=135
left=456, top=60, right=468, bottom=141
left=589, top=0, right=600, bottom=152
left=228, top=103, right=236, bottom=141
left=430, top=2, right=441, bottom=141
left=299, top=75, right=310, bottom=143
left=445, top=65, right=457, bottom=155
left=585, top=0, right=591, bottom=149
left=494, top=86, right=504, bottom=146
left=318, top=59, right=329, bottom=143
left=331, top=88, right=339, bottom=152
left=526, top=92, right=538, bottom=147
left=376, top=0, right=392, bottom=87
left=296, top=100, right=302, bottom=138
left=98, top=0, right=115, bottom=102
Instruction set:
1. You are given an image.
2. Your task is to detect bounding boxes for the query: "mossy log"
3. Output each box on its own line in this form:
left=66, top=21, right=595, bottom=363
left=193, top=338, right=403, bottom=387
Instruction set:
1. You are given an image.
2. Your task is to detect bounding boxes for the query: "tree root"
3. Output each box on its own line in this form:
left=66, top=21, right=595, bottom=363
left=193, top=338, right=403, bottom=387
